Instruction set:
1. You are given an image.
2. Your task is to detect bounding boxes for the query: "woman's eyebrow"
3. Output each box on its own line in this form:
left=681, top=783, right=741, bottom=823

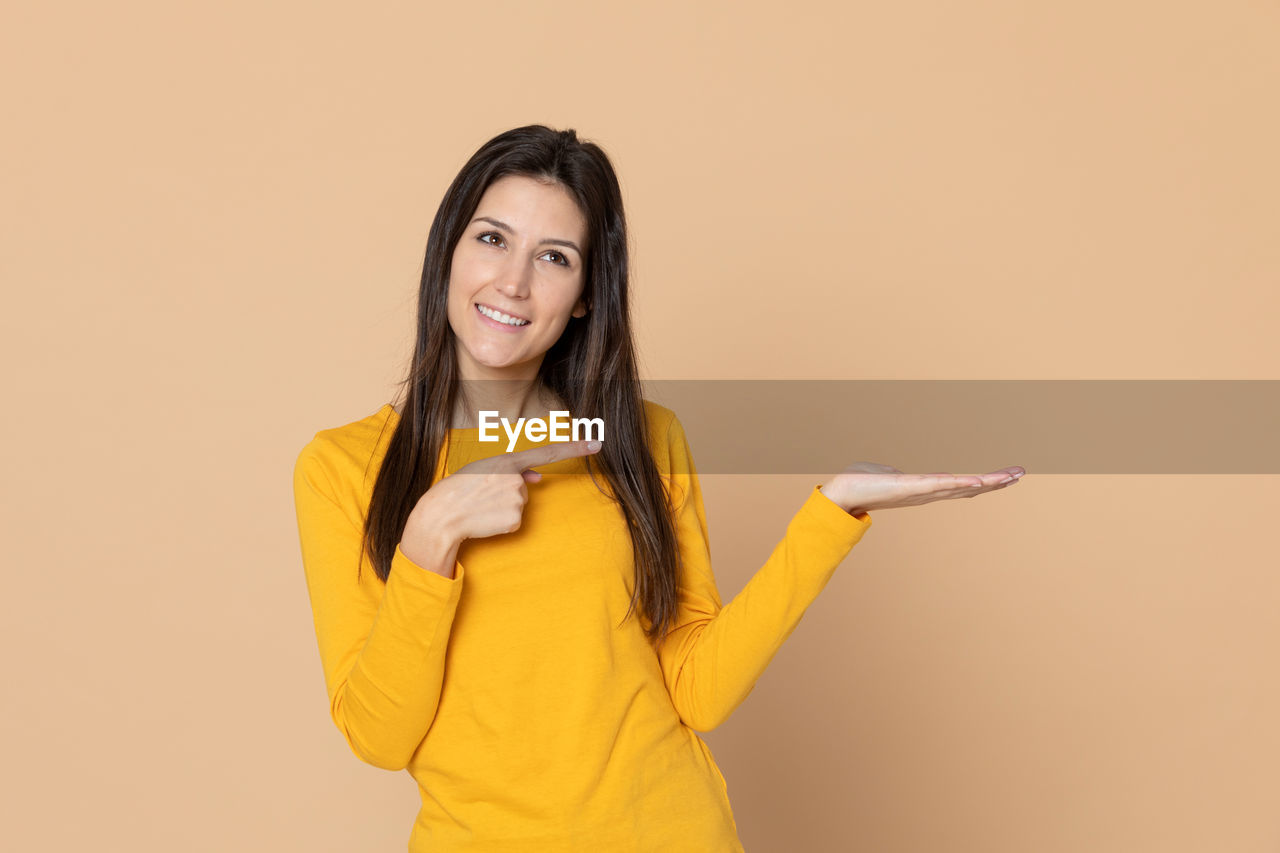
left=471, top=216, right=581, bottom=254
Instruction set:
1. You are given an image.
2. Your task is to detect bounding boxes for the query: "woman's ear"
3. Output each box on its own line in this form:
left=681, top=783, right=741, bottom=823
left=571, top=298, right=588, bottom=319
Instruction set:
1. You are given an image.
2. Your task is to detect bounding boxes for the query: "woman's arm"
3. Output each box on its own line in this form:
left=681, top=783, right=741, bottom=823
left=652, top=413, right=872, bottom=733
left=292, top=440, right=465, bottom=771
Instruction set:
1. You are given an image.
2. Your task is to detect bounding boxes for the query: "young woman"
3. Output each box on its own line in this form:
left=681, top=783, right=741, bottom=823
left=292, top=124, right=1024, bottom=852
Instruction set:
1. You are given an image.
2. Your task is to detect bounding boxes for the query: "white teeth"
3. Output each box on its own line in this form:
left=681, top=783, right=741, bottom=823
left=477, top=304, right=529, bottom=326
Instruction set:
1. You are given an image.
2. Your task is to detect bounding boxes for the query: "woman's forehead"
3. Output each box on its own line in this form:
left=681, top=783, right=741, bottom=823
left=473, top=175, right=588, bottom=245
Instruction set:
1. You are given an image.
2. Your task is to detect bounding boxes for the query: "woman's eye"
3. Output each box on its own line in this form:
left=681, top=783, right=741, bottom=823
left=477, top=232, right=569, bottom=267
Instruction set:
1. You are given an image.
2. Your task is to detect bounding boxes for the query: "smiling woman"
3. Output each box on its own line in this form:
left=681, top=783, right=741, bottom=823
left=446, top=174, right=589, bottom=384
left=294, top=125, right=771, bottom=852
left=291, top=123, right=1021, bottom=853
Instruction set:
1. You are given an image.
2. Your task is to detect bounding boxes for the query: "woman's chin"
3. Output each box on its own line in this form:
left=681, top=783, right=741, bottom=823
left=461, top=351, right=542, bottom=377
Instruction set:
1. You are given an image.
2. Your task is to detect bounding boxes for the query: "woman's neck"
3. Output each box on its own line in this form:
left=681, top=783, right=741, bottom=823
left=451, top=385, right=556, bottom=429
left=392, top=381, right=564, bottom=428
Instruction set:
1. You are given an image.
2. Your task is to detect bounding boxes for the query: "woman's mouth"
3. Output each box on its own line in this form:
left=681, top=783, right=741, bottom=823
left=475, top=302, right=530, bottom=330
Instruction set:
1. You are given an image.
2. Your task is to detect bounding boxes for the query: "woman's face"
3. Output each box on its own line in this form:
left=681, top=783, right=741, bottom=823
left=447, top=174, right=589, bottom=382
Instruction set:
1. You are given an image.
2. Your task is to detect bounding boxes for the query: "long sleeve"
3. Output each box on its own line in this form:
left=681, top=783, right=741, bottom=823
left=292, top=439, right=465, bottom=772
left=654, top=413, right=873, bottom=733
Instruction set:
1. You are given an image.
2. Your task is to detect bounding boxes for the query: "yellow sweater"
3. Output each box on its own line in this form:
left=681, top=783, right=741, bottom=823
left=292, top=400, right=873, bottom=851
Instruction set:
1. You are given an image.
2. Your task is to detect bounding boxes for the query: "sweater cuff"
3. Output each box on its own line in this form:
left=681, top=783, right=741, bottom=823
left=391, top=543, right=466, bottom=599
left=804, top=484, right=873, bottom=544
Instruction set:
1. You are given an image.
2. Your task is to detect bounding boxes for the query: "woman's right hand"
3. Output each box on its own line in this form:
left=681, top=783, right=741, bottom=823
left=401, top=439, right=603, bottom=563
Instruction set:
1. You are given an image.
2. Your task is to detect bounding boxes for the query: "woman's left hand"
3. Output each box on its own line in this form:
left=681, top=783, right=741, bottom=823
left=819, top=463, right=1026, bottom=515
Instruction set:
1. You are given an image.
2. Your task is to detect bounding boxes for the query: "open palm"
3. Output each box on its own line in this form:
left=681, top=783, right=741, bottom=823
left=820, top=462, right=1025, bottom=515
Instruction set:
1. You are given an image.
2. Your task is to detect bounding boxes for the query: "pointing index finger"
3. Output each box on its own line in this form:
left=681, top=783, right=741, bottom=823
left=498, top=439, right=603, bottom=471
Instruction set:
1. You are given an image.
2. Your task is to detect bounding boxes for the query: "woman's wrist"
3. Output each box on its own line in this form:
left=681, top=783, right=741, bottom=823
left=400, top=516, right=464, bottom=578
left=818, top=481, right=867, bottom=516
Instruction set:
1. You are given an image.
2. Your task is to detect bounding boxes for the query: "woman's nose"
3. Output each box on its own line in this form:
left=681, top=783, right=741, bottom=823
left=494, top=254, right=532, bottom=299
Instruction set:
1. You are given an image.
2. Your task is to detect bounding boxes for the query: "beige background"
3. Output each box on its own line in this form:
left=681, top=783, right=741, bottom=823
left=4, top=1, right=1278, bottom=850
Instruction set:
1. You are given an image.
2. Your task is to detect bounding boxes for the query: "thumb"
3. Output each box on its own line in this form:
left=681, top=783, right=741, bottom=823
left=522, top=469, right=542, bottom=484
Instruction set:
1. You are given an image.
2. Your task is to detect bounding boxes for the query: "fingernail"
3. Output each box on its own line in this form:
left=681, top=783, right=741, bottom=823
left=1012, top=471, right=1024, bottom=479
left=587, top=440, right=602, bottom=451
left=999, top=476, right=1014, bottom=484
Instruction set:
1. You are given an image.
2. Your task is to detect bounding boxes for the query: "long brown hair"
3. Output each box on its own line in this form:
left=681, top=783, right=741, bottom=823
left=358, top=124, right=681, bottom=643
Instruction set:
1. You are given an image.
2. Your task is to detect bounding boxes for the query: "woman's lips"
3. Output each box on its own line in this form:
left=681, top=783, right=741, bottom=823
left=475, top=302, right=529, bottom=332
